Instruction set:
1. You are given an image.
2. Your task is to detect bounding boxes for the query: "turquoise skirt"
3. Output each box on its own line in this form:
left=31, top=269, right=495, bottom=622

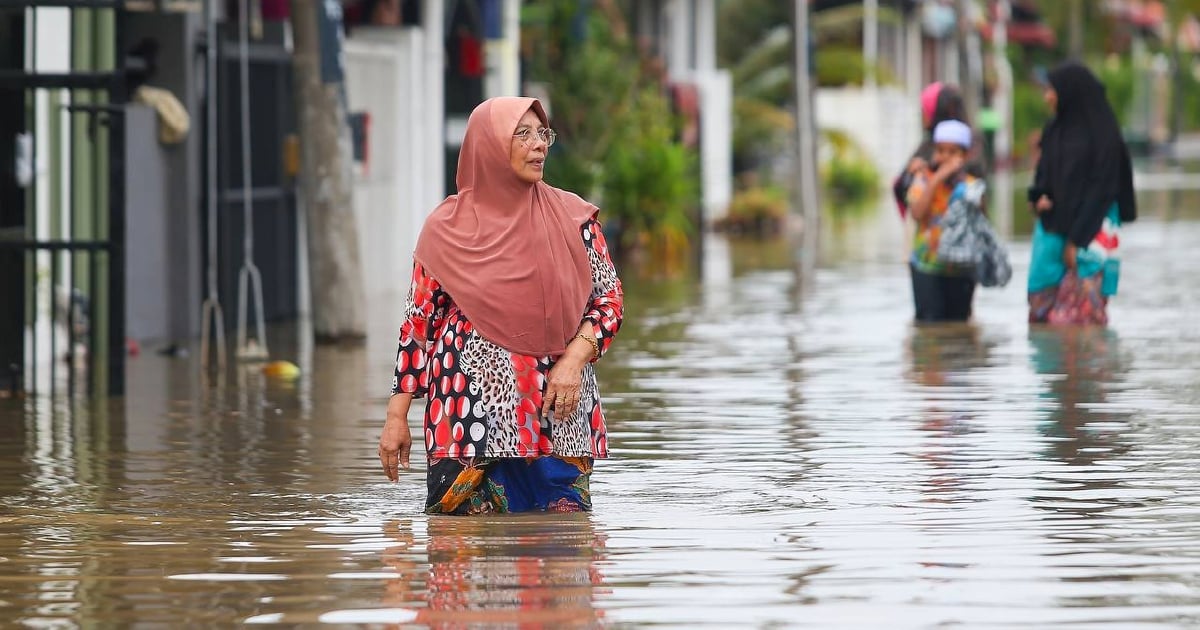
left=1028, top=204, right=1121, bottom=296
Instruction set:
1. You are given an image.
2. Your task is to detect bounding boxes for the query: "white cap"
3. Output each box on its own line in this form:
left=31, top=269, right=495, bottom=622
left=932, top=120, right=972, bottom=149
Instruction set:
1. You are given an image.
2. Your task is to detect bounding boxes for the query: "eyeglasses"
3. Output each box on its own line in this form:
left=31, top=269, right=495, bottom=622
left=512, top=127, right=557, bottom=147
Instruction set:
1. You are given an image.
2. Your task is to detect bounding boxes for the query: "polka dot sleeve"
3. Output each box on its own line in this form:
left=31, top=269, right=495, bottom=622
left=391, top=262, right=448, bottom=398
left=580, top=219, right=623, bottom=360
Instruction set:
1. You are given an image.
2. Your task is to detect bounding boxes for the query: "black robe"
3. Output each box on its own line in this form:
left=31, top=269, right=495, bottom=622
left=1031, top=62, right=1137, bottom=248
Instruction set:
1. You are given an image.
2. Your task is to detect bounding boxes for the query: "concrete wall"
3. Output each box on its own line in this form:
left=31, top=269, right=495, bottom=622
left=124, top=106, right=172, bottom=342
left=694, top=70, right=733, bottom=222
left=816, top=87, right=922, bottom=181
left=660, top=0, right=734, bottom=224
left=25, top=11, right=200, bottom=345
left=344, top=27, right=443, bottom=310
left=123, top=12, right=204, bottom=343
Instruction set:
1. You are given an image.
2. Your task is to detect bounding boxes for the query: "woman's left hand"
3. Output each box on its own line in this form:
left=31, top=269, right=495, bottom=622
left=1063, top=242, right=1078, bottom=270
left=542, top=358, right=584, bottom=420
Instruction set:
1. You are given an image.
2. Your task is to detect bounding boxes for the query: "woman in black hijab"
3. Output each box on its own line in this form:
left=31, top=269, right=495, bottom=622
left=1027, top=62, right=1136, bottom=325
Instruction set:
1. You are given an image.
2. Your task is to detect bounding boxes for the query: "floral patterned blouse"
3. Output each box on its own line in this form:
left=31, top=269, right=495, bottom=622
left=906, top=172, right=985, bottom=276
left=391, top=218, right=623, bottom=461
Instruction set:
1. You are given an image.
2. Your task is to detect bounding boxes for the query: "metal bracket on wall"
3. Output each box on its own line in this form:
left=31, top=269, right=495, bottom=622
left=61, top=103, right=124, bottom=140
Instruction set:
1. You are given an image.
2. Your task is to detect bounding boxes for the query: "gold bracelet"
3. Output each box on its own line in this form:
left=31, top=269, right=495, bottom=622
left=573, top=333, right=600, bottom=360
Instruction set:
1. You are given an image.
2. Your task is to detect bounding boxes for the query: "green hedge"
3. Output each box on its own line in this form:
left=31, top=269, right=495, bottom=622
left=816, top=46, right=897, bottom=87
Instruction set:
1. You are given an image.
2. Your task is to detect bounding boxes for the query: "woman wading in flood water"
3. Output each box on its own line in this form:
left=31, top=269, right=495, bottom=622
left=1027, top=62, right=1136, bottom=325
left=377, top=97, right=624, bottom=515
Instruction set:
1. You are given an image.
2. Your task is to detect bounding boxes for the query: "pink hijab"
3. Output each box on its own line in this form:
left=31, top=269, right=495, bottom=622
left=921, top=82, right=944, bottom=129
left=413, top=97, right=597, bottom=357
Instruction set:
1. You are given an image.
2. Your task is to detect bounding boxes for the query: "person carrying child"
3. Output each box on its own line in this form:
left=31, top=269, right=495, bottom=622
left=903, top=119, right=991, bottom=323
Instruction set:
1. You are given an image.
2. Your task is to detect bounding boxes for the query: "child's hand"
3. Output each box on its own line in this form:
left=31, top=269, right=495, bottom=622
left=1035, top=195, right=1053, bottom=213
left=933, top=155, right=965, bottom=182
left=907, top=157, right=929, bottom=174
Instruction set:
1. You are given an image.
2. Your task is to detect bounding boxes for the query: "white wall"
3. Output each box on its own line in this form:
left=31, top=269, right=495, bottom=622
left=816, top=86, right=921, bottom=180
left=662, top=0, right=733, bottom=224
left=483, top=0, right=521, bottom=98
left=695, top=70, right=733, bottom=222
left=344, top=28, right=441, bottom=311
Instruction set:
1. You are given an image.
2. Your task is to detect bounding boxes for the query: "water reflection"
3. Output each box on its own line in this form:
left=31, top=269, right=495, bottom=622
left=904, top=322, right=993, bottom=390
left=1029, top=326, right=1131, bottom=468
left=904, top=323, right=995, bottom=503
left=380, top=516, right=606, bottom=628
left=4, top=201, right=1200, bottom=626
left=1027, top=326, right=1140, bottom=528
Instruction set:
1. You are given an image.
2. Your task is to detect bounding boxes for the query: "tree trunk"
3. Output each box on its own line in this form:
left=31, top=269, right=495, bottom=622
left=289, top=0, right=366, bottom=342
left=792, top=0, right=820, bottom=282
left=960, top=0, right=984, bottom=123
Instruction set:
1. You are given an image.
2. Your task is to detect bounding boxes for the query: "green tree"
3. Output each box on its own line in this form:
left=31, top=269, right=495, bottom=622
left=602, top=86, right=697, bottom=269
left=521, top=0, right=699, bottom=266
left=718, top=0, right=793, bottom=174
left=521, top=1, right=638, bottom=198
left=717, top=0, right=898, bottom=176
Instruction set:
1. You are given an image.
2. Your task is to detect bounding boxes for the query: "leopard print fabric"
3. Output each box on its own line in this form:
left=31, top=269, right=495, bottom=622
left=392, top=218, right=623, bottom=460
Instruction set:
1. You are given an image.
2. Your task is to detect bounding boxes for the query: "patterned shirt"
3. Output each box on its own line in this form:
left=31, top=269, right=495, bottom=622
left=906, top=172, right=985, bottom=275
left=391, top=218, right=623, bottom=460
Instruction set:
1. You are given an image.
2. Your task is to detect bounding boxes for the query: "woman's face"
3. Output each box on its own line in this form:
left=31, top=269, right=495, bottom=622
left=1043, top=86, right=1058, bottom=113
left=510, top=109, right=548, bottom=184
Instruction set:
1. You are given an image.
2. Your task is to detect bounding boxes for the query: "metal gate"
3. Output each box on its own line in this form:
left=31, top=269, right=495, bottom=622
left=208, top=22, right=299, bottom=328
left=0, top=1, right=131, bottom=397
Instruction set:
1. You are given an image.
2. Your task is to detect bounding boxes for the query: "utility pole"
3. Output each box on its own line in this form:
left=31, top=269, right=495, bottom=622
left=961, top=0, right=984, bottom=122
left=992, top=0, right=1014, bottom=237
left=1068, top=0, right=1084, bottom=59
left=793, top=0, right=820, bottom=280
left=864, top=0, right=878, bottom=89
left=289, top=0, right=367, bottom=341
left=1168, top=0, right=1186, bottom=144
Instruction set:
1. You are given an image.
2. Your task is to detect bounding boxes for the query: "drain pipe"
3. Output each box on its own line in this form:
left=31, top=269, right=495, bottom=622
left=235, top=0, right=269, bottom=362
left=991, top=0, right=1014, bottom=238
left=200, top=0, right=228, bottom=372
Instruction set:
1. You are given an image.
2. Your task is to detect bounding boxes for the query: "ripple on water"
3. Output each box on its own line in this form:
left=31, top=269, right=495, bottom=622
left=2, top=215, right=1200, bottom=626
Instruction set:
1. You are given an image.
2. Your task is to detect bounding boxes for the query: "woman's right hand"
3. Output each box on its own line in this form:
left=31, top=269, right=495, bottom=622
left=379, top=394, right=414, bottom=482
left=1035, top=195, right=1053, bottom=213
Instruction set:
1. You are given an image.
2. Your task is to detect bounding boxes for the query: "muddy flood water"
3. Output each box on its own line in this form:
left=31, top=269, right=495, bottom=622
left=2, top=191, right=1200, bottom=628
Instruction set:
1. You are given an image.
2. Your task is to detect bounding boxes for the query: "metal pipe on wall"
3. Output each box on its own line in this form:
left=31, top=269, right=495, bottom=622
left=200, top=0, right=228, bottom=373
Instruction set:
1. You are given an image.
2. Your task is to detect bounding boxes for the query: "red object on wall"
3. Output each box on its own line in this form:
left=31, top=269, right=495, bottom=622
left=261, top=0, right=290, bottom=20
left=457, top=33, right=485, bottom=78
left=979, top=22, right=1057, bottom=49
left=670, top=83, right=700, bottom=148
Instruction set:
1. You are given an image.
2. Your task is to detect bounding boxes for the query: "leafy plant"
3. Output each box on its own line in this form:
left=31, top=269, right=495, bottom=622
left=732, top=96, right=794, bottom=173
left=714, top=185, right=787, bottom=237
left=601, top=87, right=698, bottom=270
left=1181, top=61, right=1200, bottom=131
left=523, top=0, right=699, bottom=273
left=815, top=46, right=897, bottom=87
left=1012, top=79, right=1049, bottom=162
left=820, top=129, right=879, bottom=207
left=522, top=1, right=638, bottom=198
left=1095, top=56, right=1135, bottom=128
left=823, top=156, right=879, bottom=206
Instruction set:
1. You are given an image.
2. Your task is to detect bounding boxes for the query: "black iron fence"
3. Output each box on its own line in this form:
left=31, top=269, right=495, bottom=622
left=0, top=2, right=127, bottom=396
